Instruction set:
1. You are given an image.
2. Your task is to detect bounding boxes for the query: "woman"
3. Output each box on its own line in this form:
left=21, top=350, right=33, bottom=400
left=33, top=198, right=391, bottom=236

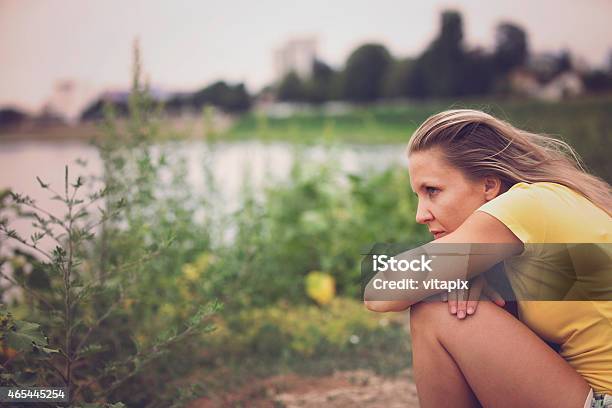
left=364, top=109, right=611, bottom=407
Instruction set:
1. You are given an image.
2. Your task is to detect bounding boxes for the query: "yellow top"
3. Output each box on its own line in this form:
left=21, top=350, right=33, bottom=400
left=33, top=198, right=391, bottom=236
left=477, top=182, right=612, bottom=393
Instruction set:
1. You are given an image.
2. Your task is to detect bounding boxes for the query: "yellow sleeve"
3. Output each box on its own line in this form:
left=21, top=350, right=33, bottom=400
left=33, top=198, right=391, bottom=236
left=476, top=182, right=548, bottom=244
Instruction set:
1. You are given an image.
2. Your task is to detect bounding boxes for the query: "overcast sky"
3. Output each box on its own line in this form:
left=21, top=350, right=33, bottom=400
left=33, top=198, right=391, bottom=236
left=1, top=0, right=611, bottom=113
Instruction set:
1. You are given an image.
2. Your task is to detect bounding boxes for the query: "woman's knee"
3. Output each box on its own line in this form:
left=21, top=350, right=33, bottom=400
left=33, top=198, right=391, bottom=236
left=410, top=300, right=506, bottom=335
left=409, top=301, right=448, bottom=334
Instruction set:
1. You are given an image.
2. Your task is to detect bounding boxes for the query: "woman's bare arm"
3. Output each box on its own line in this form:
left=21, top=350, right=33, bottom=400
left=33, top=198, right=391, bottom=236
left=364, top=211, right=522, bottom=312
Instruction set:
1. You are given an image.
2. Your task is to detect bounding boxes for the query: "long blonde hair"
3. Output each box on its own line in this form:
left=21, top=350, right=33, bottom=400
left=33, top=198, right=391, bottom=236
left=407, top=109, right=611, bottom=216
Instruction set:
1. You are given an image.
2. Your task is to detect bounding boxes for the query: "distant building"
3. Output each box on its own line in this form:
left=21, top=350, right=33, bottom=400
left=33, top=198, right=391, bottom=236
left=274, top=37, right=318, bottom=81
left=508, top=68, right=584, bottom=101
left=538, top=72, right=584, bottom=101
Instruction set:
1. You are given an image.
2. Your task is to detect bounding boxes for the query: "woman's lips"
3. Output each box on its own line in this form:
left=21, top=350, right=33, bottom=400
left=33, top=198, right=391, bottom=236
left=432, top=231, right=446, bottom=239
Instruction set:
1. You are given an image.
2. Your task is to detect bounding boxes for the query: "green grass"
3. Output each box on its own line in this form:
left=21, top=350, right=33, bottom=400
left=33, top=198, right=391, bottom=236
left=226, top=95, right=612, bottom=181
left=228, top=95, right=611, bottom=142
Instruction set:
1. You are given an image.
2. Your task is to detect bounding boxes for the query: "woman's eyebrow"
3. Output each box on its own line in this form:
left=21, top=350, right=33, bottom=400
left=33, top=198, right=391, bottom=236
left=417, top=181, right=435, bottom=190
left=410, top=179, right=438, bottom=193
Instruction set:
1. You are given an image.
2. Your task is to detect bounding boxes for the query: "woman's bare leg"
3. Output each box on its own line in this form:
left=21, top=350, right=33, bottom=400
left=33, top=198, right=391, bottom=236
left=409, top=301, right=590, bottom=408
left=411, top=309, right=483, bottom=408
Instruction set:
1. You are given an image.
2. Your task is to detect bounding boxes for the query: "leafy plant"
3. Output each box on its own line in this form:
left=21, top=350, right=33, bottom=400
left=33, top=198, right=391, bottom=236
left=0, top=42, right=220, bottom=407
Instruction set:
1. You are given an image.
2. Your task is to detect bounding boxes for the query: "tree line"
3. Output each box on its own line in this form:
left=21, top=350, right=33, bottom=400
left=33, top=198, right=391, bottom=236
left=4, top=9, right=611, bottom=127
left=73, top=9, right=612, bottom=121
left=276, top=10, right=590, bottom=103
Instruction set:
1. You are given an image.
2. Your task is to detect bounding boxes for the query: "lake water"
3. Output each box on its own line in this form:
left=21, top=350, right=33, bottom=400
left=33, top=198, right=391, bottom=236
left=0, top=139, right=407, bottom=251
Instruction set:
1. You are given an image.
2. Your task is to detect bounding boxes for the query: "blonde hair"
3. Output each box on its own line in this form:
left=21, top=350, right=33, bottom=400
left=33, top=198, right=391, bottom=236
left=407, top=109, right=611, bottom=216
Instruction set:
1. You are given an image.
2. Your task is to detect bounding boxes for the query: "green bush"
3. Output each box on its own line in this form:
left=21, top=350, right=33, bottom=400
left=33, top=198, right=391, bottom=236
left=196, top=154, right=429, bottom=312
left=0, top=44, right=220, bottom=408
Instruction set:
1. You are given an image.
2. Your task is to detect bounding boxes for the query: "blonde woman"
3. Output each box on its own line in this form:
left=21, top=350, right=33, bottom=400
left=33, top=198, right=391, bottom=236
left=364, top=110, right=611, bottom=408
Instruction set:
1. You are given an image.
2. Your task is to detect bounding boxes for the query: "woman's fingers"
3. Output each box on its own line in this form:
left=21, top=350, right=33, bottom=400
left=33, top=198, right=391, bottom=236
left=483, top=284, right=506, bottom=307
left=448, top=288, right=458, bottom=314
left=456, top=288, right=469, bottom=319
left=465, top=276, right=485, bottom=317
left=446, top=276, right=505, bottom=319
left=448, top=276, right=486, bottom=319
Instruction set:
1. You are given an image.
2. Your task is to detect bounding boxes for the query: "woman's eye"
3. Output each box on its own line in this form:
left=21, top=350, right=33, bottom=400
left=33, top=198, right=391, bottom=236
left=426, top=187, right=439, bottom=196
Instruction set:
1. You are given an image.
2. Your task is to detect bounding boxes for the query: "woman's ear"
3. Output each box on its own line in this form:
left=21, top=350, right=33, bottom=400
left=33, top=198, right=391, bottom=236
left=483, top=176, right=502, bottom=201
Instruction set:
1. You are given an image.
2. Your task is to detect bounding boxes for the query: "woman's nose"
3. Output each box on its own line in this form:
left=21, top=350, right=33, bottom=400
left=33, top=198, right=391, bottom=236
left=415, top=203, right=434, bottom=224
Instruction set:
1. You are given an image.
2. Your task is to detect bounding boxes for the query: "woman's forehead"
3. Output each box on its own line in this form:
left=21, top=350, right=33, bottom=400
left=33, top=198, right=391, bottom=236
left=407, top=149, right=462, bottom=188
left=408, top=149, right=454, bottom=174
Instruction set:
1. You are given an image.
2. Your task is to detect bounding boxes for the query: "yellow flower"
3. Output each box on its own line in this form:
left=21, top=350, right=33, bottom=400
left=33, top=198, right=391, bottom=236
left=182, top=264, right=200, bottom=282
left=181, top=252, right=217, bottom=282
left=305, top=271, right=336, bottom=305
left=159, top=303, right=176, bottom=318
left=194, top=252, right=217, bottom=271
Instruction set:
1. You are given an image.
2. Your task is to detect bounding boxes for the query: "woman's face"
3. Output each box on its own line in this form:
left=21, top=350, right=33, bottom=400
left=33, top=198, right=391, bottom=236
left=408, top=147, right=493, bottom=240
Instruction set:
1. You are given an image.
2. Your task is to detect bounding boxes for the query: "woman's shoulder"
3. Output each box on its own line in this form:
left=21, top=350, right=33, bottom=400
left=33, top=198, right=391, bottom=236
left=502, top=182, right=608, bottom=220
left=495, top=181, right=604, bottom=211
left=507, top=181, right=582, bottom=197
left=478, top=181, right=611, bottom=243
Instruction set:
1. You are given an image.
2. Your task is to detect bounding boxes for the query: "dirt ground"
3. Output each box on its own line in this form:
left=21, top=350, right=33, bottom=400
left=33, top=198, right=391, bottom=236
left=189, top=369, right=420, bottom=408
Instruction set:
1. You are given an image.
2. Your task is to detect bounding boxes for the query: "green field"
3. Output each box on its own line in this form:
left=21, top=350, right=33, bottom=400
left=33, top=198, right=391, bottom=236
left=228, top=95, right=612, bottom=181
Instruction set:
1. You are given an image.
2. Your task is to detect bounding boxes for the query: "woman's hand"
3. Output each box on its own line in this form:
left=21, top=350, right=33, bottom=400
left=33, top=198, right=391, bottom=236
left=440, top=275, right=505, bottom=319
